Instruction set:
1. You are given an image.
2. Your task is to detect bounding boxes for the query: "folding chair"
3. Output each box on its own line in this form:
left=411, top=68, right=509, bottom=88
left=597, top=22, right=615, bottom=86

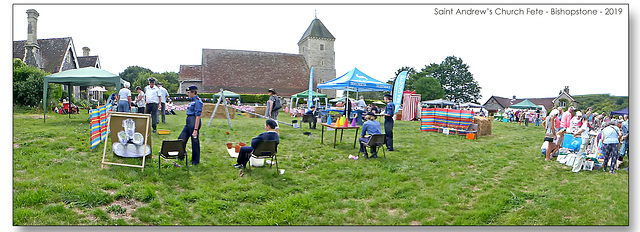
left=302, top=114, right=316, bottom=128
left=247, top=140, right=278, bottom=176
left=465, top=124, right=478, bottom=140
left=61, top=102, right=70, bottom=114
left=358, top=133, right=387, bottom=158
left=158, top=140, right=189, bottom=176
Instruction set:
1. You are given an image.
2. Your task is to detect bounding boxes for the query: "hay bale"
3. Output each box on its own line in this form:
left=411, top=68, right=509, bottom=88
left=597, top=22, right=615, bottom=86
left=247, top=106, right=267, bottom=118
left=474, top=116, right=492, bottom=136
left=202, top=103, right=235, bottom=119
left=395, top=109, right=402, bottom=120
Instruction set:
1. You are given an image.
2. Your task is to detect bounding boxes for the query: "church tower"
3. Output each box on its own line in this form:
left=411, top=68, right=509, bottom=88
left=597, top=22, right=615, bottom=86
left=298, top=17, right=337, bottom=97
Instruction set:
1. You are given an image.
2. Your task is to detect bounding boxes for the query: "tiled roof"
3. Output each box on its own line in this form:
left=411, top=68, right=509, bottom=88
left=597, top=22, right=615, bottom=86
left=484, top=95, right=555, bottom=111
left=178, top=65, right=202, bottom=81
left=491, top=95, right=512, bottom=109
left=77, top=56, right=99, bottom=68
left=13, top=37, right=73, bottom=73
left=199, top=49, right=311, bottom=96
left=298, top=18, right=335, bottom=44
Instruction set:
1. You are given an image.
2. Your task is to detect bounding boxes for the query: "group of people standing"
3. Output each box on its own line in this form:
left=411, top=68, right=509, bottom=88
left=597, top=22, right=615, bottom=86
left=114, top=78, right=170, bottom=133
left=500, top=109, right=542, bottom=127
left=113, top=79, right=204, bottom=166
left=541, top=106, right=629, bottom=174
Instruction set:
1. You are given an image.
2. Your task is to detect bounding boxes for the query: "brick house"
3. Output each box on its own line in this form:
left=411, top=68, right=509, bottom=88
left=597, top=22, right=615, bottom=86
left=13, top=9, right=102, bottom=100
left=483, top=86, right=578, bottom=115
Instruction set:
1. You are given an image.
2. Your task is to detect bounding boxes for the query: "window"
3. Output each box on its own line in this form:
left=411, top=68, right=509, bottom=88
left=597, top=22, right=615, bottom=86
left=321, top=60, right=325, bottom=66
left=320, top=44, right=324, bottom=50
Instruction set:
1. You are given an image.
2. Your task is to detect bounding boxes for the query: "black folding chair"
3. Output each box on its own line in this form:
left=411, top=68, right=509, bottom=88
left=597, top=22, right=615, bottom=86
left=302, top=114, right=316, bottom=128
left=359, top=133, right=387, bottom=158
left=247, top=140, right=278, bottom=176
left=158, top=140, right=189, bottom=176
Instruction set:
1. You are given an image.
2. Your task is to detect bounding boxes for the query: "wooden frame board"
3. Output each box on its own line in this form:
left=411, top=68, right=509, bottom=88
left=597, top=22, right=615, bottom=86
left=101, top=112, right=152, bottom=172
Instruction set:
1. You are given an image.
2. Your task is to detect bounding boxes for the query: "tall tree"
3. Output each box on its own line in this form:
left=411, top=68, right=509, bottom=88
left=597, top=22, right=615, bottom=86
left=119, top=66, right=152, bottom=84
left=422, top=56, right=481, bottom=103
left=414, top=76, right=445, bottom=100
left=160, top=71, right=179, bottom=93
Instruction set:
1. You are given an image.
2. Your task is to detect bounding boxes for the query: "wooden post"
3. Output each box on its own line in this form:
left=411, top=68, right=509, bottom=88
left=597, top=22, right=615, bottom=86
left=208, top=88, right=233, bottom=129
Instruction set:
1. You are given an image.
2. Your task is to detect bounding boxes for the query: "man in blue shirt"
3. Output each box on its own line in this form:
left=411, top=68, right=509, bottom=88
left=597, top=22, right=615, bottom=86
left=235, top=120, right=280, bottom=168
left=381, top=94, right=395, bottom=151
left=179, top=86, right=203, bottom=165
left=304, top=105, right=319, bottom=129
left=359, top=112, right=382, bottom=158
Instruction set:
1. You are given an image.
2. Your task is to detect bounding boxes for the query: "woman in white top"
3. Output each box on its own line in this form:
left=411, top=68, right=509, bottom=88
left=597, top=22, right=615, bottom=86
left=135, top=86, right=146, bottom=114
left=574, top=116, right=590, bottom=154
left=116, top=82, right=132, bottom=112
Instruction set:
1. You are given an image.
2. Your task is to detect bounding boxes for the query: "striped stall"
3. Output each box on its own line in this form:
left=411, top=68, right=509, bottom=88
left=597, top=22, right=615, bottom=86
left=421, top=108, right=474, bottom=134
left=401, top=93, right=421, bottom=121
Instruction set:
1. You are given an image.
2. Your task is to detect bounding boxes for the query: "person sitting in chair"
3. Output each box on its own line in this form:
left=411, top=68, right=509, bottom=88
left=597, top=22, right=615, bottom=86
left=305, top=105, right=319, bottom=129
left=234, top=119, right=280, bottom=169
left=359, top=112, right=383, bottom=158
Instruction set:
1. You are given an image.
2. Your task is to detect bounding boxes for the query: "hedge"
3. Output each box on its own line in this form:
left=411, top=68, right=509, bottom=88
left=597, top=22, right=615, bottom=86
left=129, top=93, right=272, bottom=104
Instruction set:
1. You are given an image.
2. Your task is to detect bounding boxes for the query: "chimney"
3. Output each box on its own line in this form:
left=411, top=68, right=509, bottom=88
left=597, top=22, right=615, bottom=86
left=23, top=9, right=42, bottom=69
left=82, top=47, right=90, bottom=56
left=26, top=9, right=39, bottom=45
left=563, top=86, right=569, bottom=95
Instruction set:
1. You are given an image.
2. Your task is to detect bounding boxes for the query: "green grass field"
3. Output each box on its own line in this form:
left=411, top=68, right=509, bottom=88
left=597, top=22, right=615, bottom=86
left=12, top=109, right=628, bottom=225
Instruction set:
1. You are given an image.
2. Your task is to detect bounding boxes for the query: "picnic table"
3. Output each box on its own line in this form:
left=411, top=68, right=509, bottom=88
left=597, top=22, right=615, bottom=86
left=320, top=123, right=360, bottom=149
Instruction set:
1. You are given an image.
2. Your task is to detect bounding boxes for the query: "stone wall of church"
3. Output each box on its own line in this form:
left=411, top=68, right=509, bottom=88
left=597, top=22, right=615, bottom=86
left=299, top=38, right=336, bottom=98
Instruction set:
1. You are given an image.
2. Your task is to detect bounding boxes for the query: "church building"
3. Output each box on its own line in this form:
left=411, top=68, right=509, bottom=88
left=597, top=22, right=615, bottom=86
left=178, top=17, right=337, bottom=97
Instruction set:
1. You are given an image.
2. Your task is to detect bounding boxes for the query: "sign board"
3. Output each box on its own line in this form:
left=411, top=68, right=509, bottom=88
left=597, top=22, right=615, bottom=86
left=101, top=112, right=152, bottom=171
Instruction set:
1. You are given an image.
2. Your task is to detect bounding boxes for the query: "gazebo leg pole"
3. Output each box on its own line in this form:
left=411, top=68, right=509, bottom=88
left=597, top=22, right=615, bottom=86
left=68, top=83, right=72, bottom=118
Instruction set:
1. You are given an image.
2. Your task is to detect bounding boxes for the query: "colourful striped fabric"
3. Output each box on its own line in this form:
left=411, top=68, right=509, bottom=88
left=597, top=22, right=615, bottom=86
left=421, top=108, right=474, bottom=134
left=401, top=93, right=421, bottom=121
left=90, top=108, right=101, bottom=150
left=99, top=103, right=113, bottom=142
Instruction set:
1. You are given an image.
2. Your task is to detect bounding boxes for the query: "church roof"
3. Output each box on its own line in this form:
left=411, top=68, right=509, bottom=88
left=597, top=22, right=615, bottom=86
left=13, top=37, right=75, bottom=73
left=198, top=49, right=311, bottom=95
left=298, top=18, right=335, bottom=44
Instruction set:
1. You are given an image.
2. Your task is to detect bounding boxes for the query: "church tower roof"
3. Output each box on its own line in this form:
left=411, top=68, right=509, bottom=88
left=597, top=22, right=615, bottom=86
left=298, top=18, right=335, bottom=45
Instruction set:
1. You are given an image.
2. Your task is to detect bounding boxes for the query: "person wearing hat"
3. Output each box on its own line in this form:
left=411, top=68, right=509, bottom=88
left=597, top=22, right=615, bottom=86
left=573, top=115, right=591, bottom=154
left=116, top=82, right=132, bottom=112
left=234, top=119, right=280, bottom=169
left=157, top=82, right=170, bottom=123
left=568, top=110, right=583, bottom=134
left=145, top=78, right=162, bottom=133
left=359, top=112, right=383, bottom=158
left=380, top=94, right=395, bottom=151
left=266, top=88, right=281, bottom=120
left=179, top=85, right=203, bottom=166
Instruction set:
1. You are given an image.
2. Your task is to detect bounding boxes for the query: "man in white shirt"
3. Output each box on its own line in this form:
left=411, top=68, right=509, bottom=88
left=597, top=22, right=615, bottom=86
left=157, top=83, right=170, bottom=123
left=354, top=96, right=367, bottom=126
left=145, top=78, right=162, bottom=133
